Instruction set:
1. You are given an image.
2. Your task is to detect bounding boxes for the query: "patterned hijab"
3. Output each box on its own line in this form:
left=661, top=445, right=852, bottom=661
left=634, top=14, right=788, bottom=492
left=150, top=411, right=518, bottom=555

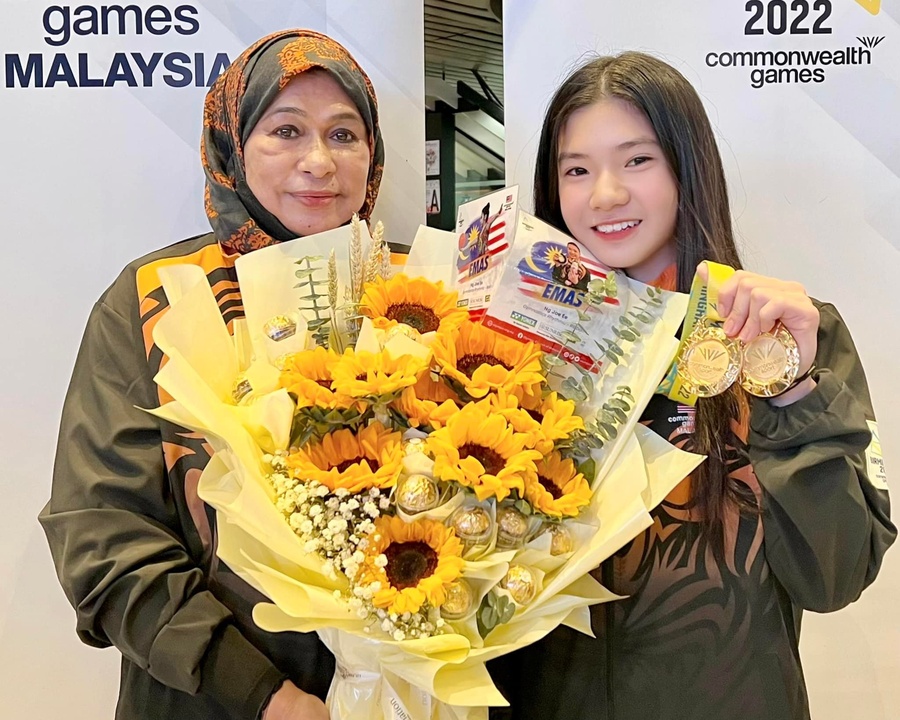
left=201, top=29, right=384, bottom=254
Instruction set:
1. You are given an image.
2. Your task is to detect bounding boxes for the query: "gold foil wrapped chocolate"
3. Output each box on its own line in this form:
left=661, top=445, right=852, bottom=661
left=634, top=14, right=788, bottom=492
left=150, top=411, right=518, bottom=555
left=440, top=578, right=474, bottom=620
left=740, top=324, right=800, bottom=397
left=495, top=505, right=531, bottom=549
left=264, top=314, right=297, bottom=342
left=547, top=524, right=574, bottom=556
left=395, top=474, right=440, bottom=514
left=231, top=374, right=252, bottom=404
left=402, top=437, right=431, bottom=458
left=448, top=504, right=493, bottom=545
left=502, top=564, right=538, bottom=606
left=676, top=319, right=742, bottom=397
left=385, top=323, right=422, bottom=343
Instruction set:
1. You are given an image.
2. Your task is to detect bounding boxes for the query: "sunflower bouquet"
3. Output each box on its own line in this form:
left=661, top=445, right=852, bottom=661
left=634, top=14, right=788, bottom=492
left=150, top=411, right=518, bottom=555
left=148, top=217, right=702, bottom=720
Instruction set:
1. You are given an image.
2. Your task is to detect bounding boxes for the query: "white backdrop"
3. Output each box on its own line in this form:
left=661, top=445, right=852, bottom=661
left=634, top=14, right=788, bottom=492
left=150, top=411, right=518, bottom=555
left=0, top=1, right=423, bottom=716
left=504, top=0, right=899, bottom=717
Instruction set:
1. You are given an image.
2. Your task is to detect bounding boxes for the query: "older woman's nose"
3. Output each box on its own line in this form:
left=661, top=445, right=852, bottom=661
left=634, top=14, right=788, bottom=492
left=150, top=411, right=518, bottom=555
left=299, top=136, right=337, bottom=177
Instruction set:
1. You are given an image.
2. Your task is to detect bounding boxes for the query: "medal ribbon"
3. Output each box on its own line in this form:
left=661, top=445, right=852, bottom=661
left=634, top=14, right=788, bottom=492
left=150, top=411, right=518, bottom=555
left=657, top=261, right=735, bottom=406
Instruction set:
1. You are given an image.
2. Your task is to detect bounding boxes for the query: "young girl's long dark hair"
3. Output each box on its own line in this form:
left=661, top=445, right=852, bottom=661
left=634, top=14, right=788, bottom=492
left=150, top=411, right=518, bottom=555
left=534, top=52, right=753, bottom=554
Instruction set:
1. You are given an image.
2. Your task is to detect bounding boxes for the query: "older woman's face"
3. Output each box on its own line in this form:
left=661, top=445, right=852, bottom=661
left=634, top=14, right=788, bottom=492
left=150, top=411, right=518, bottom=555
left=244, top=70, right=370, bottom=236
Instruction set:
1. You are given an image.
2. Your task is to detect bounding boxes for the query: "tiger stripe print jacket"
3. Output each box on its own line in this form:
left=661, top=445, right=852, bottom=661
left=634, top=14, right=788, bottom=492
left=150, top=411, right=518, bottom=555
left=489, top=301, right=895, bottom=720
left=40, top=233, right=333, bottom=720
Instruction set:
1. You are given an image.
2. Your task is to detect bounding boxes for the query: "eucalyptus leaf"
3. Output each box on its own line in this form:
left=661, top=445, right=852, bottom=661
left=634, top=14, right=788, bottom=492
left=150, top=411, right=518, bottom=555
left=541, top=354, right=567, bottom=368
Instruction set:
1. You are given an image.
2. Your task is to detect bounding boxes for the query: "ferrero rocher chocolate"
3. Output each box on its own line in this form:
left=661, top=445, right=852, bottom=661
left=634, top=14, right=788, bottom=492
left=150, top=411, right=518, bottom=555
left=502, top=564, right=537, bottom=606
left=740, top=324, right=800, bottom=397
left=547, top=524, right=574, bottom=556
left=386, top=323, right=422, bottom=342
left=495, top=506, right=530, bottom=549
left=440, top=578, right=474, bottom=620
left=395, top=474, right=440, bottom=514
left=264, top=314, right=297, bottom=342
left=676, top=320, right=742, bottom=397
left=448, top=504, right=493, bottom=544
left=231, top=375, right=252, bottom=404
left=402, top=437, right=431, bottom=458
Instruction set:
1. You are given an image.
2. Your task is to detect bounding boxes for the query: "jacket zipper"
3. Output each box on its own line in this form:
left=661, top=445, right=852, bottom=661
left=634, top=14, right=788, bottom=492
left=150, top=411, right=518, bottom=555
left=603, top=560, right=615, bottom=720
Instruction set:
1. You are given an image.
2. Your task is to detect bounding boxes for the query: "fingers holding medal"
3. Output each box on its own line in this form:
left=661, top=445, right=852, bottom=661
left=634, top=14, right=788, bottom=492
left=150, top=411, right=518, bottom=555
left=677, top=263, right=819, bottom=399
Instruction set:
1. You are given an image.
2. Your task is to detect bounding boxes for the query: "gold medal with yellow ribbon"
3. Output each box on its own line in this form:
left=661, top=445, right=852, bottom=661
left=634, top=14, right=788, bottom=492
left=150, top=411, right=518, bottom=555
left=662, top=262, right=801, bottom=403
left=674, top=262, right=743, bottom=399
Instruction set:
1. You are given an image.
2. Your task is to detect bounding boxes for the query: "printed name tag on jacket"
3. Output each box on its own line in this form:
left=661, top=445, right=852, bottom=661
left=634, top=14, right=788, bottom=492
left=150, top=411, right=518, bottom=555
left=865, top=420, right=888, bottom=491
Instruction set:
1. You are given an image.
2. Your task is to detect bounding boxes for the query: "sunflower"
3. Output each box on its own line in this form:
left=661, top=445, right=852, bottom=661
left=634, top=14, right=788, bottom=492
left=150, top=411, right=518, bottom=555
left=523, top=451, right=592, bottom=518
left=278, top=347, right=349, bottom=409
left=331, top=348, right=428, bottom=402
left=360, top=274, right=467, bottom=334
left=514, top=390, right=584, bottom=453
left=392, top=373, right=462, bottom=429
left=360, top=515, right=464, bottom=614
left=431, top=321, right=545, bottom=399
left=427, top=400, right=542, bottom=502
left=285, top=421, right=403, bottom=493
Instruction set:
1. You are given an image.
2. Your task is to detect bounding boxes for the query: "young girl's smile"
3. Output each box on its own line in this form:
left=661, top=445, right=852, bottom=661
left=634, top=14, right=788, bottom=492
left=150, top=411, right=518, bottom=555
left=557, top=98, right=679, bottom=283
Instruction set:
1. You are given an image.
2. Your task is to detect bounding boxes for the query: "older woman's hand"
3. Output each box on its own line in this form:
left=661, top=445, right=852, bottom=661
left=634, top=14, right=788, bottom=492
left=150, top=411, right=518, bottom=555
left=262, top=681, right=329, bottom=720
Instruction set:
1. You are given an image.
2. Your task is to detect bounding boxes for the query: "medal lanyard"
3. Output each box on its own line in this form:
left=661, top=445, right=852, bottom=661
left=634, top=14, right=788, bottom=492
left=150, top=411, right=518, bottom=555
left=658, top=261, right=734, bottom=406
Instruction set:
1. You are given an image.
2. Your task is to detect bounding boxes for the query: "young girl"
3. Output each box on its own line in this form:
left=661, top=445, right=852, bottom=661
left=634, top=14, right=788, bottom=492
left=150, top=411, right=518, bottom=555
left=490, top=52, right=895, bottom=720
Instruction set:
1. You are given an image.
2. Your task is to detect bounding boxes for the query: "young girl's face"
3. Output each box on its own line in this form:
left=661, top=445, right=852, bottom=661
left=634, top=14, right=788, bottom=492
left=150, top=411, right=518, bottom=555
left=557, top=98, right=679, bottom=283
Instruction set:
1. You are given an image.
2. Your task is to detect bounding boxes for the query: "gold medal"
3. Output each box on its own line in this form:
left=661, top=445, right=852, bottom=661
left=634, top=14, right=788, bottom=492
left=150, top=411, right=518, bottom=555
left=740, top=323, right=800, bottom=397
left=676, top=318, right=743, bottom=397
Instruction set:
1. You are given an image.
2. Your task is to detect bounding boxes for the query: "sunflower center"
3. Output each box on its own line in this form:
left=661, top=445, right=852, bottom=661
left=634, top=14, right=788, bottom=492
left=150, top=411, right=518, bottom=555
left=538, top=475, right=563, bottom=500
left=334, top=456, right=380, bottom=473
left=315, top=379, right=333, bottom=389
left=457, top=353, right=510, bottom=379
left=383, top=541, right=439, bottom=589
left=459, top=443, right=506, bottom=476
left=386, top=303, right=441, bottom=333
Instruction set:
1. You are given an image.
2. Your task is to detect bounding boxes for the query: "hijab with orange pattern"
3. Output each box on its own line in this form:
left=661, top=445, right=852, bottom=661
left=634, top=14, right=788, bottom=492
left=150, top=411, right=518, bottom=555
left=202, top=29, right=385, bottom=254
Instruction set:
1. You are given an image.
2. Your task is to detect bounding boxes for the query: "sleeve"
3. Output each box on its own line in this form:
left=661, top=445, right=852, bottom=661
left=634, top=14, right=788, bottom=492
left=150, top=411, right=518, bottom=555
left=38, top=274, right=286, bottom=719
left=748, top=302, right=896, bottom=612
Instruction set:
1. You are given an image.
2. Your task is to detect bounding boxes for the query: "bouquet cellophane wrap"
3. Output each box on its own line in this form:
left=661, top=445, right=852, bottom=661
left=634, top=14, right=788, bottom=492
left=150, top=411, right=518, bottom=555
left=146, top=222, right=703, bottom=719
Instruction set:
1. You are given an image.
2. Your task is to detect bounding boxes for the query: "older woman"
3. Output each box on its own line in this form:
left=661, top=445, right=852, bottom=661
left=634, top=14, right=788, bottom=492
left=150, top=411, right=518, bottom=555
left=39, top=30, right=384, bottom=720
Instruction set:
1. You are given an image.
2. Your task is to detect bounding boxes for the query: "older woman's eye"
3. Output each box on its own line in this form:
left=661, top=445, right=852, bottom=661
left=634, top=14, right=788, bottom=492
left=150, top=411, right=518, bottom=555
left=332, top=129, right=358, bottom=144
left=274, top=126, right=299, bottom=139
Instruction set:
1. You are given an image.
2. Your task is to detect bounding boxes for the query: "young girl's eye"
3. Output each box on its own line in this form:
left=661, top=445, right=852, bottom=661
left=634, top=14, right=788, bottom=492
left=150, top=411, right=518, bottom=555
left=563, top=166, right=588, bottom=177
left=626, top=155, right=652, bottom=167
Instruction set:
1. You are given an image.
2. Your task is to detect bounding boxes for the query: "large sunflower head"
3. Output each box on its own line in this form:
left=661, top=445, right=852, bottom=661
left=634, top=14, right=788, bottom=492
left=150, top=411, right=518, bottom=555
left=285, top=421, right=403, bottom=493
left=391, top=374, right=462, bottom=429
left=331, top=348, right=428, bottom=402
left=278, top=347, right=349, bottom=409
left=360, top=515, right=464, bottom=615
left=431, top=320, right=545, bottom=399
left=360, top=275, right=467, bottom=334
left=427, top=399, right=542, bottom=502
left=524, top=451, right=592, bottom=518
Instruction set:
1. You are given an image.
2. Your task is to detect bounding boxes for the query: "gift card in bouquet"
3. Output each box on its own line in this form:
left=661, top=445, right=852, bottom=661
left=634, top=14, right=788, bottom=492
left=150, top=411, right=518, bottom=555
left=453, top=186, right=518, bottom=320
left=483, top=212, right=624, bottom=372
